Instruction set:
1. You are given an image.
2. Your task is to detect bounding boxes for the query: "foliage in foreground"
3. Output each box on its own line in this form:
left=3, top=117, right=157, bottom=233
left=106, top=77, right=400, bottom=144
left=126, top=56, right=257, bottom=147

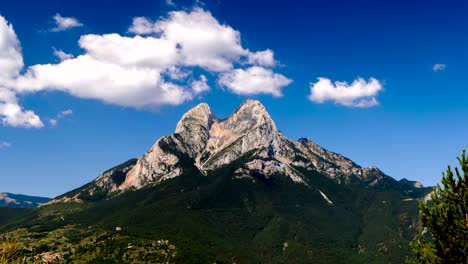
left=408, top=150, right=468, bottom=263
left=0, top=225, right=182, bottom=263
left=0, top=236, right=25, bottom=264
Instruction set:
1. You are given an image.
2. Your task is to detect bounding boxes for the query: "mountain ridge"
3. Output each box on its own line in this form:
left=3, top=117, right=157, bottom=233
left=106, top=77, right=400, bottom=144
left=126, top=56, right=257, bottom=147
left=51, top=99, right=430, bottom=204
left=0, top=192, right=50, bottom=208
left=1, top=99, right=434, bottom=263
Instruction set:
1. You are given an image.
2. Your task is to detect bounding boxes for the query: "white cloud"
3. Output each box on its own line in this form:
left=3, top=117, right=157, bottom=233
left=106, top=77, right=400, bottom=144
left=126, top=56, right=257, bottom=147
left=52, top=14, right=83, bottom=32
left=165, top=66, right=190, bottom=80
left=0, top=103, right=43, bottom=128
left=49, top=118, right=57, bottom=126
left=0, top=16, right=23, bottom=81
left=15, top=55, right=192, bottom=108
left=48, top=109, right=73, bottom=127
left=166, top=0, right=176, bottom=7
left=0, top=9, right=289, bottom=128
left=308, top=77, right=383, bottom=108
left=248, top=49, right=276, bottom=67
left=79, top=34, right=179, bottom=69
left=191, top=75, right=210, bottom=94
left=0, top=88, right=43, bottom=128
left=0, top=141, right=11, bottom=148
left=128, top=17, right=155, bottom=35
left=16, top=9, right=286, bottom=106
left=432, top=63, right=446, bottom=72
left=129, top=8, right=278, bottom=71
left=0, top=17, right=43, bottom=128
left=58, top=109, right=73, bottom=117
left=53, top=49, right=73, bottom=61
left=218, top=66, right=291, bottom=97
left=153, top=8, right=248, bottom=72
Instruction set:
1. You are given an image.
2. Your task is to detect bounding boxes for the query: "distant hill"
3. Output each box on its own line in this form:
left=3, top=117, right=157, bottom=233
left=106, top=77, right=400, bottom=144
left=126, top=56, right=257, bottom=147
left=0, top=100, right=433, bottom=263
left=0, top=192, right=50, bottom=208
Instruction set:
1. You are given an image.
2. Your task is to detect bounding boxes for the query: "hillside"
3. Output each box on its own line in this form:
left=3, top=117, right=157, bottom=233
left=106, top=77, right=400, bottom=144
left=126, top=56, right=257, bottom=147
left=0, top=100, right=432, bottom=263
left=0, top=193, right=50, bottom=208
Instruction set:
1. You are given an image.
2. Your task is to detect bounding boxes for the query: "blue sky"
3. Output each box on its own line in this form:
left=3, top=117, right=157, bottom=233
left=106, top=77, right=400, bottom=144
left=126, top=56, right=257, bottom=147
left=0, top=0, right=467, bottom=197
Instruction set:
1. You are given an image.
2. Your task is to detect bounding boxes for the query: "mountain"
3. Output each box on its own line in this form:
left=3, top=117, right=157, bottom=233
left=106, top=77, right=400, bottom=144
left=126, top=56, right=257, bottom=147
left=53, top=99, right=428, bottom=203
left=0, top=192, right=50, bottom=208
left=0, top=100, right=433, bottom=263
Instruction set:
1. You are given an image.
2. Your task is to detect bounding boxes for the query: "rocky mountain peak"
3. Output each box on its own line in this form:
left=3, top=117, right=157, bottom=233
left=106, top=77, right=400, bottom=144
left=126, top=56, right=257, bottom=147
left=226, top=99, right=276, bottom=132
left=173, top=102, right=216, bottom=158
left=194, top=99, right=282, bottom=172
left=55, top=99, right=413, bottom=200
left=175, top=103, right=215, bottom=134
left=361, top=166, right=386, bottom=186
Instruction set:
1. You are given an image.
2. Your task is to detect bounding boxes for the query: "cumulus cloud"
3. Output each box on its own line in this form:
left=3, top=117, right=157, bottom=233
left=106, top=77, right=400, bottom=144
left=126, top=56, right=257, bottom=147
left=79, top=34, right=179, bottom=69
left=153, top=8, right=248, bottom=72
left=0, top=17, right=43, bottom=128
left=166, top=0, right=176, bottom=7
left=15, top=55, right=193, bottom=108
left=17, top=9, right=286, bottom=104
left=218, top=66, right=292, bottom=97
left=0, top=9, right=290, bottom=128
left=308, top=77, right=383, bottom=108
left=128, top=8, right=278, bottom=71
left=0, top=141, right=11, bottom=148
left=191, top=75, right=210, bottom=94
left=53, top=49, right=73, bottom=61
left=432, top=63, right=446, bottom=72
left=51, top=14, right=83, bottom=32
left=165, top=66, right=190, bottom=80
left=128, top=17, right=155, bottom=35
left=247, top=49, right=276, bottom=67
left=0, top=88, right=43, bottom=127
left=0, top=16, right=23, bottom=81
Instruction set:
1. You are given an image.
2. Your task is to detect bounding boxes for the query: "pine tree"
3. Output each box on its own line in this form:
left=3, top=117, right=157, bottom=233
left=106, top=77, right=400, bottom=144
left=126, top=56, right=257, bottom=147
left=408, top=150, right=468, bottom=263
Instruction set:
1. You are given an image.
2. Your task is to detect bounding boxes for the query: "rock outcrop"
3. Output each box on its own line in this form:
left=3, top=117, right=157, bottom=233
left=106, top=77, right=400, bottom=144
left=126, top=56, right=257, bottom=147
left=53, top=99, right=401, bottom=201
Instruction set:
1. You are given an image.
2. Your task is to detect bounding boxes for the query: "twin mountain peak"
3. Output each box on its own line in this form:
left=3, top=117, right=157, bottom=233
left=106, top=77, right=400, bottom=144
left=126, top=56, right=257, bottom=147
left=54, top=99, right=425, bottom=203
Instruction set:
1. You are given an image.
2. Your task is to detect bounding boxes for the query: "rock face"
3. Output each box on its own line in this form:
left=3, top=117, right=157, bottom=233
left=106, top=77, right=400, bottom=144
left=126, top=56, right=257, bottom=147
left=55, top=99, right=402, bottom=200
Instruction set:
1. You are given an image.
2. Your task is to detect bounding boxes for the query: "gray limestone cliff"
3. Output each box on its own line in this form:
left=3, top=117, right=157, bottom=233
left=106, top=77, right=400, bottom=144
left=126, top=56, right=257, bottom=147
left=52, top=99, right=398, bottom=202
